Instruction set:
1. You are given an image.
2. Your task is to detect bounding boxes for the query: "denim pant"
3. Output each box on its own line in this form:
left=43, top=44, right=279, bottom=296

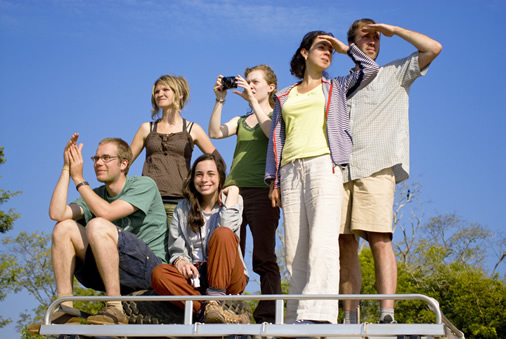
left=75, top=227, right=162, bottom=295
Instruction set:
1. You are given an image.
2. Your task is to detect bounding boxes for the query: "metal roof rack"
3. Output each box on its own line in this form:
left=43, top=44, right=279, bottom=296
left=40, top=293, right=465, bottom=338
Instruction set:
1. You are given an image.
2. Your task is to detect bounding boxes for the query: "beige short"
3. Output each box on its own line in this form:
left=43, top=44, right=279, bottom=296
left=340, top=167, right=395, bottom=241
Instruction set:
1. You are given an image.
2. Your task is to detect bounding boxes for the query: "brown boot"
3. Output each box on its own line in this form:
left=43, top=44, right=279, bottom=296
left=87, top=304, right=128, bottom=325
left=27, top=309, right=80, bottom=335
left=204, top=300, right=251, bottom=324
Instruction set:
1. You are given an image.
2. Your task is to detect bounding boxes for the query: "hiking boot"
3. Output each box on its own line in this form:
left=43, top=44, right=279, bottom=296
left=204, top=300, right=251, bottom=324
left=27, top=309, right=80, bottom=335
left=87, top=304, right=128, bottom=325
left=378, top=314, right=397, bottom=324
left=194, top=302, right=207, bottom=323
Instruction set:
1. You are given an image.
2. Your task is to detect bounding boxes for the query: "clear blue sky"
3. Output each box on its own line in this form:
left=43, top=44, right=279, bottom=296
left=1, top=0, right=505, bottom=336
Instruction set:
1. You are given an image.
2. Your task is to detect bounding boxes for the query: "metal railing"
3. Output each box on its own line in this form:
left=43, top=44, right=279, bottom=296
left=40, top=293, right=465, bottom=338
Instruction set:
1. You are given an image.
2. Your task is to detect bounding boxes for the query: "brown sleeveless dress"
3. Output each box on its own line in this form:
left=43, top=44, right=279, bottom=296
left=142, top=119, right=194, bottom=202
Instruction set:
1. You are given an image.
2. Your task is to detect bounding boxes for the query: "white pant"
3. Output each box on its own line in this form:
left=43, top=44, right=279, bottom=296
left=280, top=154, right=343, bottom=323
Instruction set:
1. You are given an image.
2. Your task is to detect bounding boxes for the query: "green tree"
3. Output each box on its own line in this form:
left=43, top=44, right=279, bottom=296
left=0, top=146, right=22, bottom=234
left=0, top=231, right=103, bottom=336
left=0, top=146, right=23, bottom=327
left=357, top=212, right=506, bottom=338
left=0, top=232, right=53, bottom=331
left=416, top=214, right=491, bottom=267
left=422, top=261, right=505, bottom=338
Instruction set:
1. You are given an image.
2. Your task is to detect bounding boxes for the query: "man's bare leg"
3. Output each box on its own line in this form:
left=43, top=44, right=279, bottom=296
left=339, top=234, right=361, bottom=323
left=52, top=219, right=88, bottom=307
left=369, top=231, right=397, bottom=322
left=85, top=218, right=127, bottom=324
left=85, top=217, right=121, bottom=296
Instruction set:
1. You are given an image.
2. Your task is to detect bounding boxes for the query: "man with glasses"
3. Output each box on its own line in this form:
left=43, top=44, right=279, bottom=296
left=29, top=134, right=168, bottom=333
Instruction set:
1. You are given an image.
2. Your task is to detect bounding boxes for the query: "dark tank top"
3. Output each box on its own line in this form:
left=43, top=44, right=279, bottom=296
left=142, top=119, right=194, bottom=201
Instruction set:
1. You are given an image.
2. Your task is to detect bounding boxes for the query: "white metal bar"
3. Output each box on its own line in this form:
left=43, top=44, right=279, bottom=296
left=39, top=293, right=464, bottom=338
left=40, top=323, right=447, bottom=337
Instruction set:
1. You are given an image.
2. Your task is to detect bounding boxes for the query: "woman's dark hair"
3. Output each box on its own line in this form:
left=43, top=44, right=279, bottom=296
left=290, top=30, right=334, bottom=79
left=183, top=153, right=226, bottom=232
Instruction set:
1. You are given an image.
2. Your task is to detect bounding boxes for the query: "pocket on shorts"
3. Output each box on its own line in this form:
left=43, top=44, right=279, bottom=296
left=117, top=229, right=158, bottom=291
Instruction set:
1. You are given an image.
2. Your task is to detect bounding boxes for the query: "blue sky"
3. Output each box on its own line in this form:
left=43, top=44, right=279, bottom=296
left=1, top=0, right=505, bottom=336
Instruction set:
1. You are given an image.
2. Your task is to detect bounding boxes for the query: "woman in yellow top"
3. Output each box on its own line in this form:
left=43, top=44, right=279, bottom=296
left=265, top=31, right=378, bottom=324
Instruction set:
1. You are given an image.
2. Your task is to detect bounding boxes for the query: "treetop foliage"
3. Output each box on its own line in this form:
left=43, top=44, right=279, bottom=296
left=357, top=179, right=506, bottom=338
left=0, top=146, right=22, bottom=234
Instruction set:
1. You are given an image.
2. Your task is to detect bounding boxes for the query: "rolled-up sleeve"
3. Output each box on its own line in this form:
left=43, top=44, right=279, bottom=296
left=218, top=195, right=243, bottom=232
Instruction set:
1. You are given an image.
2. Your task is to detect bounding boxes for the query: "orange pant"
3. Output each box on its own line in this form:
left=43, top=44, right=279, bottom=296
left=151, top=227, right=247, bottom=312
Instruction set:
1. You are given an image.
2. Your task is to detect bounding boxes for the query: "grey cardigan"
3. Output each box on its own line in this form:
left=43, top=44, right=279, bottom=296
left=168, top=195, right=249, bottom=279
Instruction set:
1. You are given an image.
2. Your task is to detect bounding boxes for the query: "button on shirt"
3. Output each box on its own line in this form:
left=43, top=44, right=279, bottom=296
left=343, top=52, right=429, bottom=184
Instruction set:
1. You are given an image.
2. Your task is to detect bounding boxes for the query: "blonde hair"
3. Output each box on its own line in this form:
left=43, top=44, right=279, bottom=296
left=151, top=75, right=190, bottom=119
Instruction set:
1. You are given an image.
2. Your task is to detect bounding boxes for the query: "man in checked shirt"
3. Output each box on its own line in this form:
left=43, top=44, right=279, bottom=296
left=339, top=19, right=442, bottom=324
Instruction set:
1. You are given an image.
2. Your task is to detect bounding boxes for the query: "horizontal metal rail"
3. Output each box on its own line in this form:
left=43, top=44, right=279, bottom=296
left=40, top=293, right=465, bottom=338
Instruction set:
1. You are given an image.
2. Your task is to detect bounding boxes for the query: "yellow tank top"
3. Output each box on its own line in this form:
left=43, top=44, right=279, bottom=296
left=281, top=84, right=330, bottom=167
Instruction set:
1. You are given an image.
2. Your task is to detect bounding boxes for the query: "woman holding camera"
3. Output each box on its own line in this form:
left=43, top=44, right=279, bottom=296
left=131, top=75, right=220, bottom=225
left=265, top=31, right=378, bottom=324
left=208, top=65, right=281, bottom=324
left=151, top=153, right=249, bottom=324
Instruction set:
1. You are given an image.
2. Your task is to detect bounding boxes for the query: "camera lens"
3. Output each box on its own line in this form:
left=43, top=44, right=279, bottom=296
left=221, top=76, right=237, bottom=90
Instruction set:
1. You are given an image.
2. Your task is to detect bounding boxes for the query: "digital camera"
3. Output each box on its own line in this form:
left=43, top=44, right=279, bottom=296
left=220, top=76, right=237, bottom=90
left=190, top=276, right=200, bottom=288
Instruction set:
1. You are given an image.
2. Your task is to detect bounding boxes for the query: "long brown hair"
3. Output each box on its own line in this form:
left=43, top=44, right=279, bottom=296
left=182, top=153, right=226, bottom=232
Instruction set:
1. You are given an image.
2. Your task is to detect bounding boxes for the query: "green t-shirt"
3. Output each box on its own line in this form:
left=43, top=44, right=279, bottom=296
left=72, top=176, right=168, bottom=263
left=224, top=114, right=270, bottom=188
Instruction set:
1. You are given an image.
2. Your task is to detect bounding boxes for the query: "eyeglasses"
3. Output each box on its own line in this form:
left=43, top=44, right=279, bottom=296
left=91, top=155, right=119, bottom=163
